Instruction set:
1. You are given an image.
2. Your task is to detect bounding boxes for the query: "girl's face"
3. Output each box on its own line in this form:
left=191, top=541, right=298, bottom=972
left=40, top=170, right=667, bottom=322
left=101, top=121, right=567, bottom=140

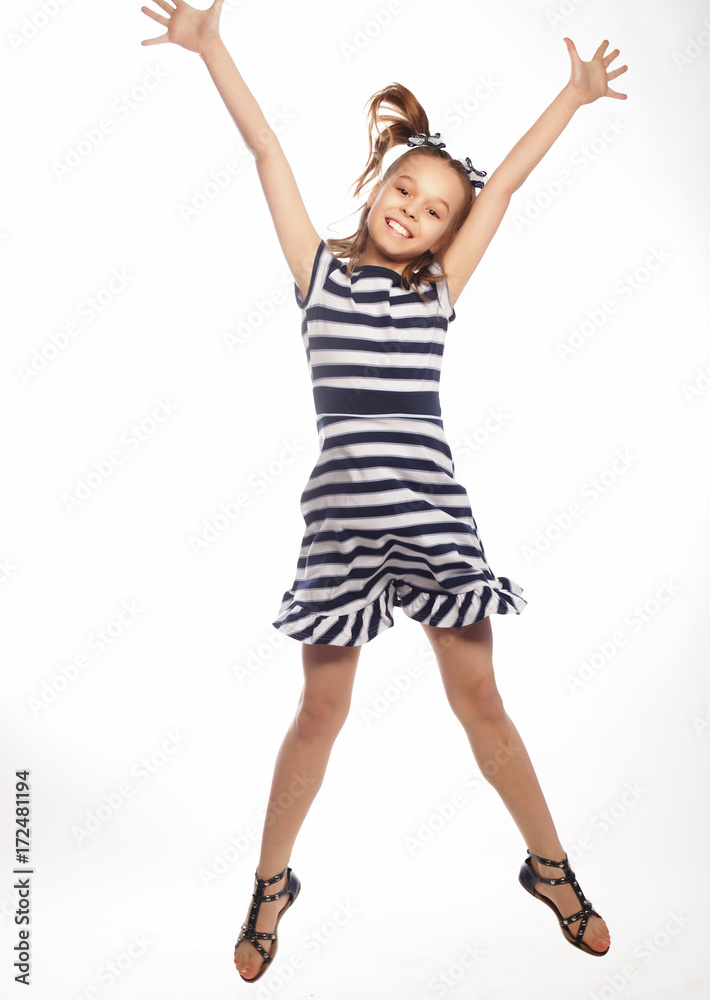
left=365, top=155, right=466, bottom=268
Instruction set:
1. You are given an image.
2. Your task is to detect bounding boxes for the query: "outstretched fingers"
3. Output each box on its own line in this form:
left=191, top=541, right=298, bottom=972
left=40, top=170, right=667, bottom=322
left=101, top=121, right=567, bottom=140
left=605, top=54, right=628, bottom=99
left=140, top=31, right=167, bottom=47
left=599, top=40, right=628, bottom=100
left=142, top=7, right=169, bottom=28
left=140, top=0, right=178, bottom=45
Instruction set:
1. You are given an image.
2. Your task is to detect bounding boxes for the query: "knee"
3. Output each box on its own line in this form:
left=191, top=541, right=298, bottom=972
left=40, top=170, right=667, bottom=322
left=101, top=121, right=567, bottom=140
left=448, top=680, right=507, bottom=725
left=296, top=695, right=350, bottom=739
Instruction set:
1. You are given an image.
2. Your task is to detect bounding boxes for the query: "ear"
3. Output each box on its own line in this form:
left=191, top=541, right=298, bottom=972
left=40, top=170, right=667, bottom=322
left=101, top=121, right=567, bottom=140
left=367, top=181, right=382, bottom=208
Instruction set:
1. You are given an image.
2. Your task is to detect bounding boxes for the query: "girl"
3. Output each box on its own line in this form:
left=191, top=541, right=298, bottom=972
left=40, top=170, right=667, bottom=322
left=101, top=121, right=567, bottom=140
left=141, top=1, right=627, bottom=982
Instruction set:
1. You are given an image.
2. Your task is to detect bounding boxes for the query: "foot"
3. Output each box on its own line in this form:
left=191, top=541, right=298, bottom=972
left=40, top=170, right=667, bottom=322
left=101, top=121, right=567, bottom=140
left=530, top=854, right=611, bottom=953
left=234, top=869, right=293, bottom=981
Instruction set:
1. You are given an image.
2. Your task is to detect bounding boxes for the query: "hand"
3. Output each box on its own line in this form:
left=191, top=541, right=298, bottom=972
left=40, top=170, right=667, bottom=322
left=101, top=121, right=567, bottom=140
left=563, top=37, right=628, bottom=105
left=140, top=0, right=224, bottom=55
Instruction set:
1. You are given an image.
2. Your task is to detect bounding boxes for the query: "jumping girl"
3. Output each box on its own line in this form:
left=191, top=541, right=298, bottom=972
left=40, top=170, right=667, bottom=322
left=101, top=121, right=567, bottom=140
left=140, top=1, right=627, bottom=982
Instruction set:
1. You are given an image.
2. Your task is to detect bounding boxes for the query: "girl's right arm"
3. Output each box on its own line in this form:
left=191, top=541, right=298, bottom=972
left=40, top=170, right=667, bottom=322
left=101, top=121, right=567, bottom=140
left=141, top=0, right=321, bottom=300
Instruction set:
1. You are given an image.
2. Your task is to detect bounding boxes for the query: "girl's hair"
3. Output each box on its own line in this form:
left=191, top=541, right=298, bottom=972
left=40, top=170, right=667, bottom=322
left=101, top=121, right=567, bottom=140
left=326, top=82, right=476, bottom=304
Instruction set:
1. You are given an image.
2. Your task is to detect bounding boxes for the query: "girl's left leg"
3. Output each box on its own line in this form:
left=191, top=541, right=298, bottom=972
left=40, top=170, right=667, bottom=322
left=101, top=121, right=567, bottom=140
left=420, top=616, right=610, bottom=953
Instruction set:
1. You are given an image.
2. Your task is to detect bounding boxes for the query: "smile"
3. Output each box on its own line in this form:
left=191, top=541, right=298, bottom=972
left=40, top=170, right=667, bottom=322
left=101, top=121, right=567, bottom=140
left=385, top=217, right=412, bottom=238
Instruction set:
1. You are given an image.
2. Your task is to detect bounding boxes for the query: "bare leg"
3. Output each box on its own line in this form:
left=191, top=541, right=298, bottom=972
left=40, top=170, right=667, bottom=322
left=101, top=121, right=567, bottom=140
left=234, top=641, right=361, bottom=979
left=421, top=617, right=611, bottom=953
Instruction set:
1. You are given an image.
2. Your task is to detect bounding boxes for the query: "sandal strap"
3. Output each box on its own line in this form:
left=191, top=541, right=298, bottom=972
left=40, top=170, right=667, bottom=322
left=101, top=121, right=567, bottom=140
left=525, top=850, right=597, bottom=925
left=560, top=903, right=595, bottom=927
left=522, top=849, right=605, bottom=952
left=531, top=872, right=573, bottom=886
left=525, top=849, right=581, bottom=888
left=258, top=886, right=291, bottom=902
left=239, top=924, right=277, bottom=942
left=236, top=865, right=292, bottom=955
left=255, top=864, right=289, bottom=888
left=253, top=864, right=290, bottom=902
left=235, top=928, right=273, bottom=963
left=526, top=848, right=569, bottom=869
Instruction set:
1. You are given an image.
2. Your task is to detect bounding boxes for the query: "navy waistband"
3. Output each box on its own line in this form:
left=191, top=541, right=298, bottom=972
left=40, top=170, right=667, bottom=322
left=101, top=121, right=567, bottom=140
left=313, top=385, right=442, bottom=419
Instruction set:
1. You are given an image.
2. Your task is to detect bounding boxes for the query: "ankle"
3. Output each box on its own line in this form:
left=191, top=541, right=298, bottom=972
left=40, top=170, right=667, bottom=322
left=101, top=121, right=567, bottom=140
left=528, top=845, right=566, bottom=863
left=255, top=863, right=289, bottom=883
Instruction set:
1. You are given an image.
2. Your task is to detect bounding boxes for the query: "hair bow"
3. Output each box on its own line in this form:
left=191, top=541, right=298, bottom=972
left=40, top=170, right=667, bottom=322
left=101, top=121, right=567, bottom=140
left=406, top=132, right=487, bottom=189
left=407, top=132, right=446, bottom=149
left=460, top=156, right=487, bottom=189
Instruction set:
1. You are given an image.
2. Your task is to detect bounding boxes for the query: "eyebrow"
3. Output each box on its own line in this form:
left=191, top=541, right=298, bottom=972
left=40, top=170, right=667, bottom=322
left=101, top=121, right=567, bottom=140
left=396, top=174, right=449, bottom=211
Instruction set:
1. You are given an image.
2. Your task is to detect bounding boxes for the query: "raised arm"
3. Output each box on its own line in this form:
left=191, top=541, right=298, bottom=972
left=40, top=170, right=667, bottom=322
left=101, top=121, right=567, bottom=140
left=141, top=0, right=321, bottom=299
left=442, top=38, right=628, bottom=306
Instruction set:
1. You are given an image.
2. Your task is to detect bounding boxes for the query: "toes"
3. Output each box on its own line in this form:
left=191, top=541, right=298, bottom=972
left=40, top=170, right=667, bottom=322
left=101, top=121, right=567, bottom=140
left=586, top=919, right=610, bottom=951
left=234, top=955, right=261, bottom=979
left=234, top=946, right=263, bottom=979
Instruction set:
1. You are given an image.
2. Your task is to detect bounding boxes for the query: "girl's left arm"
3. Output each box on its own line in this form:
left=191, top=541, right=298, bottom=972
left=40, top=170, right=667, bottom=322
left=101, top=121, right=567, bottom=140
left=443, top=38, right=628, bottom=305
left=487, top=37, right=627, bottom=195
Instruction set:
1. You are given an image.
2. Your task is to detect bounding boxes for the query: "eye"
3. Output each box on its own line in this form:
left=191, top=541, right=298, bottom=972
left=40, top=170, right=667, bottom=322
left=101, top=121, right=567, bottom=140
left=397, top=186, right=439, bottom=218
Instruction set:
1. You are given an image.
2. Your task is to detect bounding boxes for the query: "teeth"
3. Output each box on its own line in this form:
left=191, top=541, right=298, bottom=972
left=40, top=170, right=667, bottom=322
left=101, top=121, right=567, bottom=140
left=387, top=219, right=409, bottom=237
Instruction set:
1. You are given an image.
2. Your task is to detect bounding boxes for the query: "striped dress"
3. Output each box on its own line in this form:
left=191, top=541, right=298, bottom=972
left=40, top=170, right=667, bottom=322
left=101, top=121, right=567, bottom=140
left=272, top=237, right=526, bottom=646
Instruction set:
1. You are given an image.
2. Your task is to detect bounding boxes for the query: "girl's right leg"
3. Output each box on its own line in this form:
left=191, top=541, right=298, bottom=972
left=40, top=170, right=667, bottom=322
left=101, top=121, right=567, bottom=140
left=234, top=640, right=361, bottom=980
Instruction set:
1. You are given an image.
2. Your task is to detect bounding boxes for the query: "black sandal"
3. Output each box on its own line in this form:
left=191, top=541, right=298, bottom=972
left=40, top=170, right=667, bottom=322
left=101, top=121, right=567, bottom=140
left=234, top=864, right=302, bottom=983
left=519, top=849, right=609, bottom=957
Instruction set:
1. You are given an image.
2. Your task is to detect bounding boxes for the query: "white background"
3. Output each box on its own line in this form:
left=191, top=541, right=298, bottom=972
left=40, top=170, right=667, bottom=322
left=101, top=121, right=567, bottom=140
left=2, top=0, right=709, bottom=997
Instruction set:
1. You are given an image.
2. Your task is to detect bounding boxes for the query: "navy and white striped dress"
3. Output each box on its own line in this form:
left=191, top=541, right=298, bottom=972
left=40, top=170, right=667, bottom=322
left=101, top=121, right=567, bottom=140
left=272, top=238, right=526, bottom=646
